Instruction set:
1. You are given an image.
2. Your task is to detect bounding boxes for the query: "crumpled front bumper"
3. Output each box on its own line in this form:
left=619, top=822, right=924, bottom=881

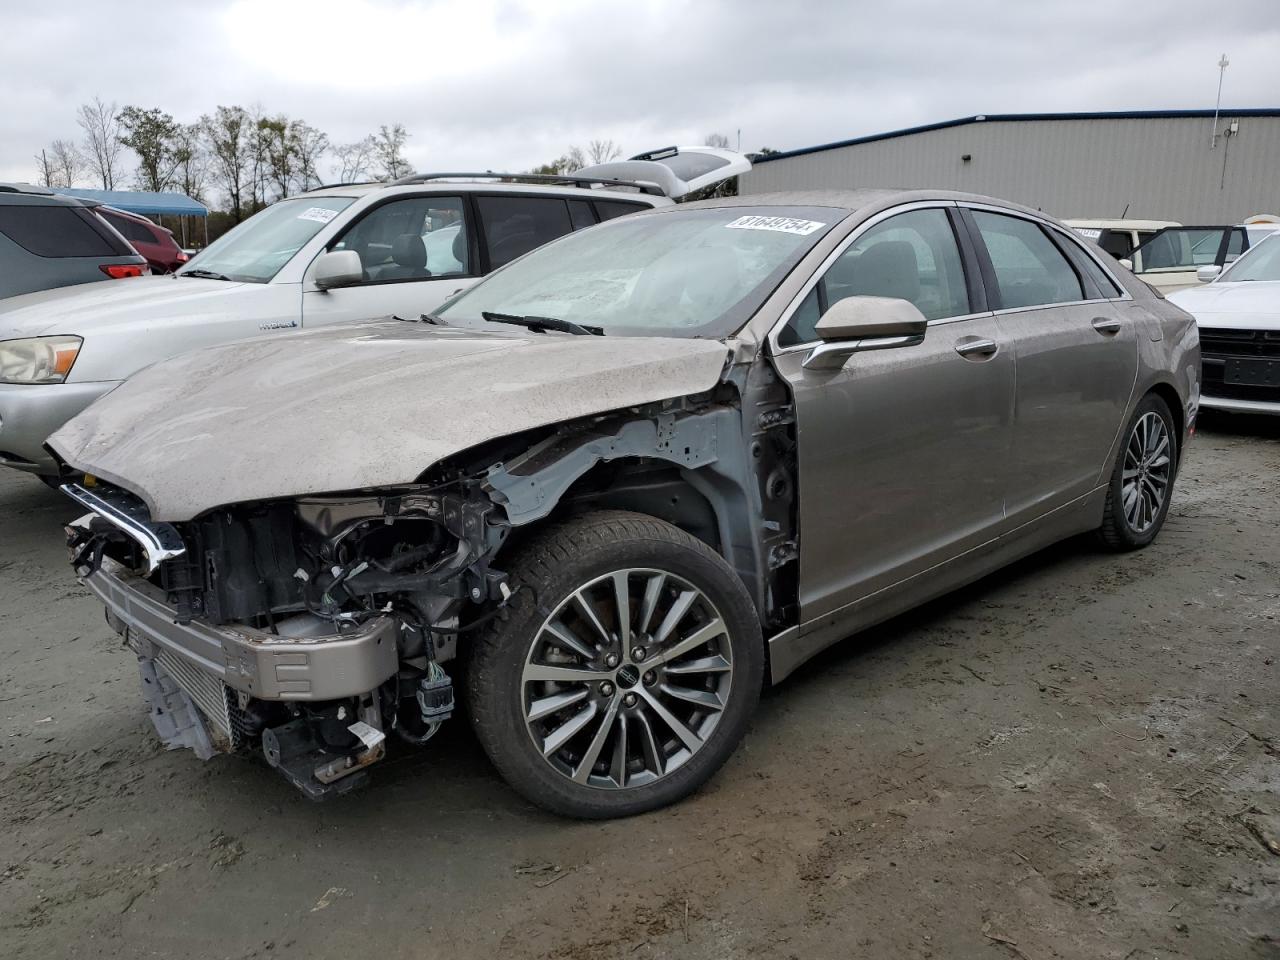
left=83, top=556, right=400, bottom=702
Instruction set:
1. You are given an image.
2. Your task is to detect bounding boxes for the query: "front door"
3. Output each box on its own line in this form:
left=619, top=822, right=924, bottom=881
left=770, top=206, right=1015, bottom=623
left=962, top=209, right=1139, bottom=522
left=302, top=195, right=478, bottom=327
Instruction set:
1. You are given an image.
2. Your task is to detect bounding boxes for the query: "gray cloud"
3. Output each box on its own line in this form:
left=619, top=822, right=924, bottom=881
left=3, top=0, right=1278, bottom=198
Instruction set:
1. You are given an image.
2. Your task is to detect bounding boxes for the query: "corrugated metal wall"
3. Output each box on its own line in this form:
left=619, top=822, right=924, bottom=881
left=739, top=116, right=1280, bottom=223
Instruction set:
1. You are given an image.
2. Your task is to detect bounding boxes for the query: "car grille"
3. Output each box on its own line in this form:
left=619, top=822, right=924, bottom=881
left=1199, top=327, right=1280, bottom=402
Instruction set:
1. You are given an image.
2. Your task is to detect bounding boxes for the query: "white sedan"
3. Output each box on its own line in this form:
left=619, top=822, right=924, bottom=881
left=1168, top=233, right=1280, bottom=415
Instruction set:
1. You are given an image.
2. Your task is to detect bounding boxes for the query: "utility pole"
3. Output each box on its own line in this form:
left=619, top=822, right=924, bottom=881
left=1210, top=53, right=1229, bottom=148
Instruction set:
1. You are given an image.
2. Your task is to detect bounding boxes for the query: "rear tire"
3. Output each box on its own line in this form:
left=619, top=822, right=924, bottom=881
left=1098, top=393, right=1178, bottom=550
left=467, top=511, right=762, bottom=819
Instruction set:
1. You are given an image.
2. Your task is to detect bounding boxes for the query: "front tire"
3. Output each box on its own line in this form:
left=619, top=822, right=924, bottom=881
left=467, top=511, right=763, bottom=819
left=1098, top=393, right=1178, bottom=550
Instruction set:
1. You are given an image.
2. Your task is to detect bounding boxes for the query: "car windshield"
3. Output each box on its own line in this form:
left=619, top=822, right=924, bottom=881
left=435, top=206, right=837, bottom=338
left=178, top=196, right=355, bottom=283
left=1221, top=233, right=1280, bottom=282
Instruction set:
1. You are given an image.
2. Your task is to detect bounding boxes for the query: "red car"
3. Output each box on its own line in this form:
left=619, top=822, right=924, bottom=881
left=94, top=206, right=189, bottom=274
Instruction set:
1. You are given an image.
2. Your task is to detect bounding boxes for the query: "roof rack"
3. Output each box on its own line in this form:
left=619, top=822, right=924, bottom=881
left=387, top=171, right=665, bottom=196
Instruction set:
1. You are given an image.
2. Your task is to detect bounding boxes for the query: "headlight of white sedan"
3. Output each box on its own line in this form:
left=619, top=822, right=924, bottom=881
left=0, top=336, right=83, bottom=384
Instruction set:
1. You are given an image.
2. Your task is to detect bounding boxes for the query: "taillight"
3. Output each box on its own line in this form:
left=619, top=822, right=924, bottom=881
left=175, top=251, right=190, bottom=263
left=100, top=264, right=146, bottom=279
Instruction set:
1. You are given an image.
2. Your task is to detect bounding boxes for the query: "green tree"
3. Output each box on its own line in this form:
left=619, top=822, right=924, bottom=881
left=118, top=105, right=181, bottom=192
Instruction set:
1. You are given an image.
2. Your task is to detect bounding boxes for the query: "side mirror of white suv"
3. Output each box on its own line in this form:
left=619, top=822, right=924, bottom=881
left=1196, top=265, right=1221, bottom=283
left=314, top=250, right=364, bottom=290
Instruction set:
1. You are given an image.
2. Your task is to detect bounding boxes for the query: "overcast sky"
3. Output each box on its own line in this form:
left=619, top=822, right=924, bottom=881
left=3, top=0, right=1279, bottom=191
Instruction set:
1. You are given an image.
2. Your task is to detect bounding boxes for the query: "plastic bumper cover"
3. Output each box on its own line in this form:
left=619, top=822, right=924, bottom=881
left=0, top=380, right=118, bottom=474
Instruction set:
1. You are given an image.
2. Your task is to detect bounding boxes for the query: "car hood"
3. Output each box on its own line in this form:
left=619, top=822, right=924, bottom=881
left=0, top=276, right=249, bottom=340
left=1166, top=281, right=1280, bottom=330
left=49, top=320, right=730, bottom=521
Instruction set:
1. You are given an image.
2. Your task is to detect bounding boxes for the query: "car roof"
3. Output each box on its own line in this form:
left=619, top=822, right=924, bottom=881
left=1063, top=218, right=1180, bottom=230
left=675, top=188, right=1055, bottom=221
left=294, top=180, right=666, bottom=204
left=0, top=183, right=96, bottom=208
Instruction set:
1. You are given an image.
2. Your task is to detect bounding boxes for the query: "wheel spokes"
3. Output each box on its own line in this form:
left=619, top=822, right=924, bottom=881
left=523, top=567, right=733, bottom=790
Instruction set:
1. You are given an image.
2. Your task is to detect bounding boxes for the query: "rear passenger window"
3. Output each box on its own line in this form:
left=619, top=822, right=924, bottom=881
left=594, top=200, right=647, bottom=222
left=1073, top=247, right=1123, bottom=298
left=477, top=196, right=573, bottom=269
left=972, top=211, right=1084, bottom=309
left=0, top=205, right=122, bottom=258
left=102, top=212, right=156, bottom=245
left=567, top=200, right=597, bottom=230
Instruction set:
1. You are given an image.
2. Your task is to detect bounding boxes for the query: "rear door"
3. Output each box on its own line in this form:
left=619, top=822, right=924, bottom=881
left=769, top=204, right=1015, bottom=622
left=961, top=207, right=1138, bottom=523
left=575, top=146, right=751, bottom=199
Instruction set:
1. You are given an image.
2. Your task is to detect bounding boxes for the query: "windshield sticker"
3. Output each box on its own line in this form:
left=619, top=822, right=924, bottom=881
left=297, top=206, right=340, bottom=224
left=725, top=215, right=826, bottom=236
left=1073, top=228, right=1102, bottom=240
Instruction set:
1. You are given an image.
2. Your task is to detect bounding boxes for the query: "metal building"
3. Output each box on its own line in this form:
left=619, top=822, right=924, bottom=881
left=738, top=109, right=1280, bottom=224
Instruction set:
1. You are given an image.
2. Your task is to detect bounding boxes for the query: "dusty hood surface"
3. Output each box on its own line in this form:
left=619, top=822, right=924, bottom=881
left=49, top=320, right=729, bottom=521
left=0, top=276, right=248, bottom=340
left=1167, top=281, right=1280, bottom=330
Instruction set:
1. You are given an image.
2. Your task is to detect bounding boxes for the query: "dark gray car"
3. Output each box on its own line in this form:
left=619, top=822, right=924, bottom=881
left=0, top=184, right=146, bottom=301
left=55, top=189, right=1199, bottom=818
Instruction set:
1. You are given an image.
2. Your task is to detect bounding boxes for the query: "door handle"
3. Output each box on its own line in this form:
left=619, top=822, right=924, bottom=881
left=955, top=337, right=999, bottom=359
left=1091, top=316, right=1122, bottom=335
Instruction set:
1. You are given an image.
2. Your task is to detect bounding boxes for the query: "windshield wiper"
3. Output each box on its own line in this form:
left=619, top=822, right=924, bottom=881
left=481, top=311, right=602, bottom=337
left=179, top=268, right=232, bottom=281
left=394, top=314, right=450, bottom=325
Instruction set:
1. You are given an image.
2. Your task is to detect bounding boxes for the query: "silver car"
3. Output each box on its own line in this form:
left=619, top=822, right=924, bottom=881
left=54, top=189, right=1199, bottom=817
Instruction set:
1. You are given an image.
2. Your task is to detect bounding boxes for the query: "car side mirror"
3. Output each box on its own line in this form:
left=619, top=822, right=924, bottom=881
left=1197, top=264, right=1221, bottom=283
left=802, top=296, right=928, bottom=371
left=1119, top=257, right=1133, bottom=271
left=313, top=249, right=363, bottom=290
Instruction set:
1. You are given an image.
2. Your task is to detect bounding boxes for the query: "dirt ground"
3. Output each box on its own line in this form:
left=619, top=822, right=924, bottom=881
left=1, top=414, right=1277, bottom=960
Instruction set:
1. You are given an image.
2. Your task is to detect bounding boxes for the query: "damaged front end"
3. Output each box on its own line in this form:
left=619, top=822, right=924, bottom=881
left=64, top=478, right=512, bottom=799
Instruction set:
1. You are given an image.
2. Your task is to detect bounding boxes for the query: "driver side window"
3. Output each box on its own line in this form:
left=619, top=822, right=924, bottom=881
left=778, top=208, right=970, bottom=346
left=332, top=196, right=469, bottom=283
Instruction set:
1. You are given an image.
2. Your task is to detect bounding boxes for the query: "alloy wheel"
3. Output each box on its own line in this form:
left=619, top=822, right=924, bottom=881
left=522, top=568, right=734, bottom=790
left=1121, top=411, right=1171, bottom=533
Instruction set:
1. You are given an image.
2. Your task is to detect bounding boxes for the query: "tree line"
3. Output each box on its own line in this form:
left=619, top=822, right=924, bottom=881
left=34, top=98, right=414, bottom=224
left=34, top=100, right=759, bottom=233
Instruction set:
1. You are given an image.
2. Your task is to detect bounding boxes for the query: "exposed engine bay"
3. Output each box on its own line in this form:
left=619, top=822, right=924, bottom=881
left=62, top=385, right=799, bottom=800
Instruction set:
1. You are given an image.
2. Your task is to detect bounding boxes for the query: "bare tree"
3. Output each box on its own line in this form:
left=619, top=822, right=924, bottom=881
left=291, top=121, right=329, bottom=191
left=51, top=139, right=83, bottom=187
left=586, top=139, right=622, bottom=164
left=34, top=149, right=57, bottom=187
left=171, top=123, right=207, bottom=201
left=331, top=136, right=376, bottom=182
left=374, top=123, right=413, bottom=180
left=202, top=105, right=252, bottom=222
left=704, top=133, right=731, bottom=149
left=76, top=97, right=123, bottom=189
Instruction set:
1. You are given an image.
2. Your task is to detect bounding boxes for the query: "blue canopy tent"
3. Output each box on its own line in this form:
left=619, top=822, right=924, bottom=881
left=60, top=189, right=210, bottom=246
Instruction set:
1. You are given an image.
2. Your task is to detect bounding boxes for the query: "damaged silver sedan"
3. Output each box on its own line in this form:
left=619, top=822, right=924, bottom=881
left=51, top=190, right=1199, bottom=817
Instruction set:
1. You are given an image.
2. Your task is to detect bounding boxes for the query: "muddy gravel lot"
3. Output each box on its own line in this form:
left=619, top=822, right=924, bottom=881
left=1, top=414, right=1277, bottom=960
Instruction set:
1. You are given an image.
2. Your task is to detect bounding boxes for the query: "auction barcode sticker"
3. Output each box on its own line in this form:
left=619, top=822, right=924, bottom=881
left=725, top=215, right=826, bottom=235
left=297, top=206, right=340, bottom=224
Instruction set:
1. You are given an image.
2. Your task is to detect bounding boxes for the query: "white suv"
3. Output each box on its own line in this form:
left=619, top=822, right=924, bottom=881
left=0, top=148, right=748, bottom=476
